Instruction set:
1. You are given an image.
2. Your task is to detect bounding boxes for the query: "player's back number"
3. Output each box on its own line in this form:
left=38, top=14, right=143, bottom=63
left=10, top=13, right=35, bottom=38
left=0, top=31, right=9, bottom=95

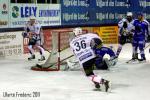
left=74, top=40, right=86, bottom=51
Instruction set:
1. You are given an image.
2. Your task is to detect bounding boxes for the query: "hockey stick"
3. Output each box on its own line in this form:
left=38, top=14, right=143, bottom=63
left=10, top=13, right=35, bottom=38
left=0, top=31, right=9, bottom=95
left=143, top=43, right=150, bottom=50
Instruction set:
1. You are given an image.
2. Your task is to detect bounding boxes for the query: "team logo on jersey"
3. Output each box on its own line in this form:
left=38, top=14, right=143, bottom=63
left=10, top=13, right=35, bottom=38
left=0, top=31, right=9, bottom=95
left=12, top=6, right=19, bottom=18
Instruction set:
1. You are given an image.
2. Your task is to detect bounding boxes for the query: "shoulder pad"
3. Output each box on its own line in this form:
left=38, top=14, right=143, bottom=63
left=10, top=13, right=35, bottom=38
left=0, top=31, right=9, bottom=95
left=143, top=19, right=150, bottom=25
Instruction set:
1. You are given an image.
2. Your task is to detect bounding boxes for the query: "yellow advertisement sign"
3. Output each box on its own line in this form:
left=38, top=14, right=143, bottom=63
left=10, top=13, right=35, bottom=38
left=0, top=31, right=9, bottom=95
left=94, top=26, right=118, bottom=44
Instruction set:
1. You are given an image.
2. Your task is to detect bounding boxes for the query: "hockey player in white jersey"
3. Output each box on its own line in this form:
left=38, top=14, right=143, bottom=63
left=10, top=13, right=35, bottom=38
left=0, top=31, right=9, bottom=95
left=70, top=27, right=110, bottom=92
left=23, top=16, right=45, bottom=61
left=116, top=12, right=134, bottom=57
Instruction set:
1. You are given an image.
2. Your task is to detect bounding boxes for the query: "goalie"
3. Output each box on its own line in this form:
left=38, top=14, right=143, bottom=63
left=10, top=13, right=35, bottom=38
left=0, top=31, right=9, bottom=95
left=22, top=15, right=45, bottom=61
left=69, top=27, right=117, bottom=92
left=91, top=38, right=117, bottom=70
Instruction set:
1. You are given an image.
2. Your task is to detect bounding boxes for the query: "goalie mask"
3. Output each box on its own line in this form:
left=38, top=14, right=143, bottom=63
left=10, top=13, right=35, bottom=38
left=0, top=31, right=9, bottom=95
left=91, top=38, right=103, bottom=49
left=29, top=15, right=36, bottom=25
left=73, top=27, right=82, bottom=36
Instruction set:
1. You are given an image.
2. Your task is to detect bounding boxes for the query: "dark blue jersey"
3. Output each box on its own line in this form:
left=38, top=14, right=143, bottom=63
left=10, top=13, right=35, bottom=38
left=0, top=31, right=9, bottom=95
left=94, top=46, right=116, bottom=63
left=133, top=19, right=149, bottom=38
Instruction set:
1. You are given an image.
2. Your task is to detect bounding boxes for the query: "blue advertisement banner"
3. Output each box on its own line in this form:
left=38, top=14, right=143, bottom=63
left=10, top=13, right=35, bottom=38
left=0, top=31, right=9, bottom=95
left=61, top=0, right=150, bottom=25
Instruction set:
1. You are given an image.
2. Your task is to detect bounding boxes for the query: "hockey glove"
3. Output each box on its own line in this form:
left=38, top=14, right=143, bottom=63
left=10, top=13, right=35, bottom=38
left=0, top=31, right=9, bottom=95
left=123, top=22, right=128, bottom=28
left=22, top=32, right=28, bottom=38
left=147, top=35, right=150, bottom=42
left=109, top=57, right=118, bottom=66
left=27, top=27, right=30, bottom=32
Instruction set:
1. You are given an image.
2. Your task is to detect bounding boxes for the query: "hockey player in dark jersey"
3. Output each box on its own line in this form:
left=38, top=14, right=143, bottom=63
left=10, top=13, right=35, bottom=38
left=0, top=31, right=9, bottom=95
left=131, top=12, right=149, bottom=62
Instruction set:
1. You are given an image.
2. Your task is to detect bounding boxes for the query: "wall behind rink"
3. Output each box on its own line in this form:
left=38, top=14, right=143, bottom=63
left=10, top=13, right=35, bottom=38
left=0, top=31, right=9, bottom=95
left=61, top=0, right=150, bottom=25
left=0, top=0, right=149, bottom=57
left=0, top=26, right=118, bottom=57
left=0, top=1, right=61, bottom=28
left=23, top=26, right=118, bottom=54
left=0, top=31, right=23, bottom=57
left=0, top=0, right=150, bottom=29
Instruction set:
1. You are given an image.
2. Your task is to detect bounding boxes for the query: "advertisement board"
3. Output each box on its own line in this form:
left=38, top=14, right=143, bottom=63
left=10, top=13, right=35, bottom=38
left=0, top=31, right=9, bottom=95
left=9, top=4, right=61, bottom=28
left=93, top=26, right=118, bottom=44
left=0, top=32, right=23, bottom=57
left=61, top=0, right=150, bottom=25
left=0, top=0, right=9, bottom=28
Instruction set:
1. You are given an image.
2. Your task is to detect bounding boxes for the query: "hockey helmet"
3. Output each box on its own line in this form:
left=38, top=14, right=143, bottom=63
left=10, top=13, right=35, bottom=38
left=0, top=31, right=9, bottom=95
left=73, top=27, right=82, bottom=36
left=29, top=15, right=36, bottom=20
left=137, top=12, right=143, bottom=16
left=126, top=12, right=133, bottom=16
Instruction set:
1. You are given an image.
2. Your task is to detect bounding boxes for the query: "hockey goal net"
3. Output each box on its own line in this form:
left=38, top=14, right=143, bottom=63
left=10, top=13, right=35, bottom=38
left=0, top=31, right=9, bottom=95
left=31, top=29, right=88, bottom=71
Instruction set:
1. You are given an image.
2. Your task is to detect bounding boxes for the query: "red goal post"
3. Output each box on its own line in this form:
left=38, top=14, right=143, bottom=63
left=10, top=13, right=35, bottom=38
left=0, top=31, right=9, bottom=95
left=31, top=28, right=88, bottom=71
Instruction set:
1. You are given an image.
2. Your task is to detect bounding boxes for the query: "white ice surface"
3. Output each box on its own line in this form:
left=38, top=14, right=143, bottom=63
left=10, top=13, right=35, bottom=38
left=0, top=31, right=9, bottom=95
left=0, top=43, right=150, bottom=100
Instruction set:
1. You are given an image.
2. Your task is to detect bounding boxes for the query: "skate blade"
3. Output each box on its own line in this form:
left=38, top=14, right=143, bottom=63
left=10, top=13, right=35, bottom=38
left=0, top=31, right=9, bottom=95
left=138, top=60, right=146, bottom=63
left=93, top=88, right=101, bottom=91
left=28, top=59, right=35, bottom=61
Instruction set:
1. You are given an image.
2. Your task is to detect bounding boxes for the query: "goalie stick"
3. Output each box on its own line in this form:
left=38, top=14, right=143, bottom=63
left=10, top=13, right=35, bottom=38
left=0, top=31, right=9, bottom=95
left=35, top=54, right=74, bottom=69
left=41, top=45, right=51, bottom=53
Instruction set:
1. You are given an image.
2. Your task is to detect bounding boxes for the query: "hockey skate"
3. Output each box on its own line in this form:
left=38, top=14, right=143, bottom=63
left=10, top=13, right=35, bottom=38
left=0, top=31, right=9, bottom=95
left=126, top=53, right=138, bottom=63
left=126, top=58, right=139, bottom=63
left=38, top=56, right=45, bottom=61
left=138, top=57, right=146, bottom=63
left=93, top=82, right=101, bottom=91
left=28, top=55, right=35, bottom=60
left=94, top=82, right=100, bottom=89
left=101, top=79, right=110, bottom=92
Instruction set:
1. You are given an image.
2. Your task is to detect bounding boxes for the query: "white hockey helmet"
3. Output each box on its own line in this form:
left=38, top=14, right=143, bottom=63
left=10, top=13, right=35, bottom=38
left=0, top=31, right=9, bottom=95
left=73, top=27, right=82, bottom=36
left=29, top=15, right=36, bottom=20
left=127, top=12, right=133, bottom=16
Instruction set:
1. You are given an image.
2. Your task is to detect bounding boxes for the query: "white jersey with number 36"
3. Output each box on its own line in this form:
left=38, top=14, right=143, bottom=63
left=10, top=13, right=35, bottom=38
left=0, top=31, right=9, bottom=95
left=70, top=33, right=101, bottom=65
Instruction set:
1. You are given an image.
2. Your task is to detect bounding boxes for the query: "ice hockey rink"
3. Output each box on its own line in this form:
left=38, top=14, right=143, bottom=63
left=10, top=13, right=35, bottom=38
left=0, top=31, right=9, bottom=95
left=0, top=43, right=150, bottom=100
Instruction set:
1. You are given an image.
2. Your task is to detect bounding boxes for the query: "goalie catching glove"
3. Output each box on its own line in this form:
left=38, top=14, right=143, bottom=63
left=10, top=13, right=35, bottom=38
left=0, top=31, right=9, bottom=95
left=108, top=57, right=118, bottom=66
left=22, top=32, right=28, bottom=38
